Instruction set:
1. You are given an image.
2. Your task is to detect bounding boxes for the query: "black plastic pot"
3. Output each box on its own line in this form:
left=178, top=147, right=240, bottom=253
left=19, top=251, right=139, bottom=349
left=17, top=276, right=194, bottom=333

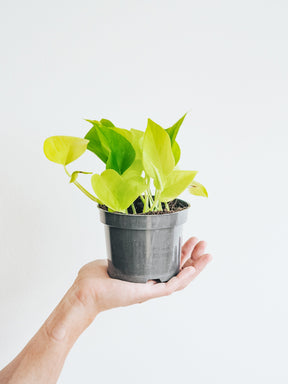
left=98, top=199, right=190, bottom=283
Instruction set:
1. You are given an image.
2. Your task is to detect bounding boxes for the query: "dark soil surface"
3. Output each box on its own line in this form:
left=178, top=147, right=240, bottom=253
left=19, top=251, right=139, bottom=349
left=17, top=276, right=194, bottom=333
left=99, top=197, right=188, bottom=215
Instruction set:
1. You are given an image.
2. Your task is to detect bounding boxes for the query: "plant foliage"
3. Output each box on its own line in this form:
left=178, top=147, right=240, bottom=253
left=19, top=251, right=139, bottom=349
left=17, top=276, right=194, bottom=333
left=44, top=113, right=208, bottom=213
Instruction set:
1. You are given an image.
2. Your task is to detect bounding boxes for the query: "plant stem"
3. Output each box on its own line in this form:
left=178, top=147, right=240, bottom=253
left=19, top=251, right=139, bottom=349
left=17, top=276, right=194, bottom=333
left=140, top=195, right=145, bottom=204
left=147, top=188, right=154, bottom=208
left=143, top=191, right=148, bottom=213
left=131, top=203, right=136, bottom=214
left=143, top=175, right=151, bottom=213
left=165, top=202, right=170, bottom=211
left=150, top=190, right=159, bottom=211
left=64, top=166, right=100, bottom=203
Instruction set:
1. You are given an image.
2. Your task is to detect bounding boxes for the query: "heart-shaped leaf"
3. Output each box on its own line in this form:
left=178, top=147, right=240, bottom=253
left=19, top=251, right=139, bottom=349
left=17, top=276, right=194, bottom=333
left=159, top=170, right=198, bottom=202
left=188, top=181, right=208, bottom=197
left=121, top=128, right=145, bottom=175
left=111, top=127, right=144, bottom=162
left=43, top=136, right=89, bottom=165
left=143, top=119, right=175, bottom=190
left=91, top=169, right=147, bottom=212
left=171, top=141, right=181, bottom=165
left=129, top=128, right=144, bottom=157
left=102, top=126, right=145, bottom=176
left=84, top=121, right=110, bottom=163
left=85, top=122, right=136, bottom=174
left=165, top=113, right=186, bottom=165
left=123, top=159, right=143, bottom=175
left=100, top=118, right=115, bottom=127
left=166, top=113, right=186, bottom=143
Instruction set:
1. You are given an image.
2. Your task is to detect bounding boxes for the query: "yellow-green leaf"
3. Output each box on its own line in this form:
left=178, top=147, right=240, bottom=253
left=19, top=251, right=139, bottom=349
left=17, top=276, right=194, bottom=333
left=166, top=113, right=187, bottom=143
left=165, top=114, right=186, bottom=164
left=85, top=122, right=135, bottom=175
left=43, top=136, right=89, bottom=165
left=91, top=169, right=147, bottom=212
left=159, top=170, right=198, bottom=202
left=171, top=141, right=181, bottom=165
left=123, top=159, right=143, bottom=176
left=112, top=127, right=144, bottom=164
left=143, top=119, right=175, bottom=190
left=129, top=128, right=144, bottom=157
left=120, top=129, right=145, bottom=176
left=100, top=118, right=115, bottom=127
left=188, top=181, right=208, bottom=197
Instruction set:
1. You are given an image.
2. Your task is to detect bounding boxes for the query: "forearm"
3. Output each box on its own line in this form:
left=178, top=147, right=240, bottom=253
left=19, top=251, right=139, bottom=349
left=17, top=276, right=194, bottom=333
left=0, top=285, right=99, bottom=384
left=0, top=240, right=210, bottom=383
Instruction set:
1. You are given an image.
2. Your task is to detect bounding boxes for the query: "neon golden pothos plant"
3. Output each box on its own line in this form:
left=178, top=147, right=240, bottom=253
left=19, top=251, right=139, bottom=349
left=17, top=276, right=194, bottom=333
left=43, top=114, right=207, bottom=213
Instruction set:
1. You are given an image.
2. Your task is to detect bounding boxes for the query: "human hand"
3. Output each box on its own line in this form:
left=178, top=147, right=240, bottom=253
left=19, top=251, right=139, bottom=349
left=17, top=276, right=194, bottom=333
left=70, top=237, right=212, bottom=318
left=0, top=239, right=211, bottom=384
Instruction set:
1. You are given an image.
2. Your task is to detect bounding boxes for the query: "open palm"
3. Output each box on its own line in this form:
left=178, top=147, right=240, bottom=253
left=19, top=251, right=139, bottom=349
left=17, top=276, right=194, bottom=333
left=71, top=237, right=212, bottom=315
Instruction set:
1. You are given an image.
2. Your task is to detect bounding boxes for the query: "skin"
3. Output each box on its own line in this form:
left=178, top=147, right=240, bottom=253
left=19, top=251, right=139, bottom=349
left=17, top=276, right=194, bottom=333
left=0, top=237, right=212, bottom=384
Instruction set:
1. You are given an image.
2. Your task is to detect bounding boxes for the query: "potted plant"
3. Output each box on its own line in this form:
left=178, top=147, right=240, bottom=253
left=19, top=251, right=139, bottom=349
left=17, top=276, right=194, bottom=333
left=43, top=114, right=207, bottom=283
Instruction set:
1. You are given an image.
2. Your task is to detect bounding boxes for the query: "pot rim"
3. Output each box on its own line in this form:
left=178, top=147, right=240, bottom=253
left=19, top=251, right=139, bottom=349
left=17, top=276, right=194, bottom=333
left=97, top=198, right=190, bottom=217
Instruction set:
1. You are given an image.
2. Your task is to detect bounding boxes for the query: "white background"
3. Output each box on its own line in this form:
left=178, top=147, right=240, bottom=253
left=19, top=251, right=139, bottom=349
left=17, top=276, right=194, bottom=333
left=0, top=1, right=288, bottom=383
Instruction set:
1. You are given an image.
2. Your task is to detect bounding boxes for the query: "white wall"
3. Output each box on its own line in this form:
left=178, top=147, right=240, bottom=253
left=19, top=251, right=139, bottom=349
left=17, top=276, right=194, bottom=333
left=0, top=1, right=287, bottom=383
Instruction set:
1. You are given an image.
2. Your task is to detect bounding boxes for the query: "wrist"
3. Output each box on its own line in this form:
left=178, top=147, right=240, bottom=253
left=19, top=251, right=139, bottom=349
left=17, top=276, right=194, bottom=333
left=44, top=284, right=100, bottom=347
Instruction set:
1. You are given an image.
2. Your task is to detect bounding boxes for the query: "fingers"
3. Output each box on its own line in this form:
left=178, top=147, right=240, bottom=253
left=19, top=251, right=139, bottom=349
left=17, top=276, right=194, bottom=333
left=192, top=253, right=212, bottom=278
left=180, top=237, right=198, bottom=267
left=166, top=267, right=197, bottom=293
left=145, top=251, right=212, bottom=300
left=182, top=240, right=207, bottom=269
left=192, top=241, right=207, bottom=261
left=146, top=266, right=196, bottom=299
